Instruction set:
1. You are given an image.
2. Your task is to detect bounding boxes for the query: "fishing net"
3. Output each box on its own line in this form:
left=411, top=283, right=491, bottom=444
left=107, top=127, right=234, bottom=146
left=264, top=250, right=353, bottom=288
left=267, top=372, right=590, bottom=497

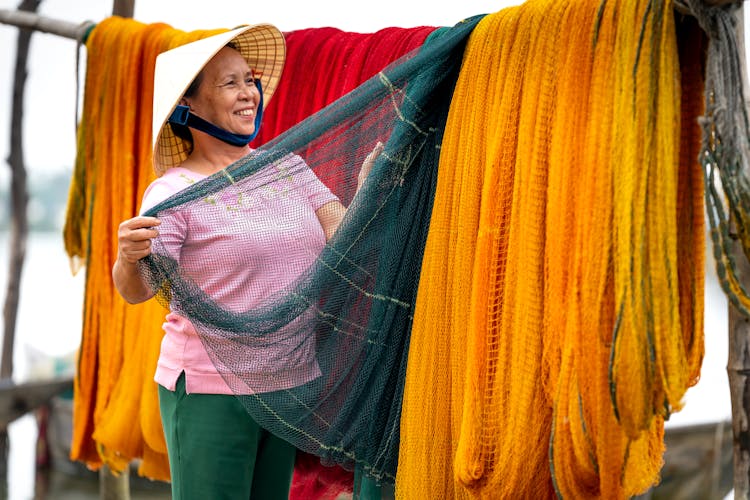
left=64, top=17, right=437, bottom=481
left=137, top=18, right=481, bottom=483
left=396, top=1, right=706, bottom=497
left=64, top=0, right=747, bottom=495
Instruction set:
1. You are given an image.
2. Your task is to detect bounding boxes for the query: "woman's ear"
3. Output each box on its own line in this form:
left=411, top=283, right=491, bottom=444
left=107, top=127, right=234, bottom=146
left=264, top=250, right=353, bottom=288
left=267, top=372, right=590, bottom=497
left=179, top=97, right=189, bottom=107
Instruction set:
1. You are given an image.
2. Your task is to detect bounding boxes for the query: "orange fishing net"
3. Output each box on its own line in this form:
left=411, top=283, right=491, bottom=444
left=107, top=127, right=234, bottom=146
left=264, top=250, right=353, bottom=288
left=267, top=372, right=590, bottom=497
left=397, top=1, right=705, bottom=498
left=64, top=16, right=229, bottom=479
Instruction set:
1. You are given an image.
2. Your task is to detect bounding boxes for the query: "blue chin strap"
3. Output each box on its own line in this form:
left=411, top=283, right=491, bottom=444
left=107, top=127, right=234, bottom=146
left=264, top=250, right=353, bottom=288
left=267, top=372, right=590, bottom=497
left=168, top=80, right=265, bottom=146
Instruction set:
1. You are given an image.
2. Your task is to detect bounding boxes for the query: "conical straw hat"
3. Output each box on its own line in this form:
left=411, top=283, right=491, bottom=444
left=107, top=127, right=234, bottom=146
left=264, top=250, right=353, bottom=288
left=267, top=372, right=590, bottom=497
left=152, top=24, right=286, bottom=176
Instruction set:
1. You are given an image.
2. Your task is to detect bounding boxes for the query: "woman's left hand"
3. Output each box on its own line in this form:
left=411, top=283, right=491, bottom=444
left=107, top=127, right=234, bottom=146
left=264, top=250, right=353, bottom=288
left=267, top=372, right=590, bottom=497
left=357, top=141, right=384, bottom=191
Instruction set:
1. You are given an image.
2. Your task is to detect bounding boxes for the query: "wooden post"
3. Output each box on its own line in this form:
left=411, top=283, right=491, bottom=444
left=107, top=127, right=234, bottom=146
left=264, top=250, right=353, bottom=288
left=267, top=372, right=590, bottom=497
left=99, top=1, right=136, bottom=498
left=3, top=0, right=39, bottom=378
left=2, top=0, right=40, bottom=495
left=112, top=0, right=134, bottom=19
left=91, top=0, right=133, bottom=477
left=727, top=3, right=750, bottom=497
left=728, top=282, right=750, bottom=498
left=102, top=0, right=135, bottom=493
left=99, top=467, right=131, bottom=500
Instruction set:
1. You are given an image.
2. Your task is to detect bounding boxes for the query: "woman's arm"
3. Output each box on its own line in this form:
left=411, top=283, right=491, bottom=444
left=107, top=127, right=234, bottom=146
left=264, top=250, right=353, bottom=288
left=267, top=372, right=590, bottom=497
left=315, top=142, right=383, bottom=241
left=112, top=215, right=161, bottom=304
left=316, top=201, right=347, bottom=241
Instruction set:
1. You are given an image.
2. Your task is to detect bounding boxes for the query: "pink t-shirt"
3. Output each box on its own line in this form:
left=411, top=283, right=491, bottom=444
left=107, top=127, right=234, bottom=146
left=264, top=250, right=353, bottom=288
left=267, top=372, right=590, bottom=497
left=139, top=153, right=339, bottom=395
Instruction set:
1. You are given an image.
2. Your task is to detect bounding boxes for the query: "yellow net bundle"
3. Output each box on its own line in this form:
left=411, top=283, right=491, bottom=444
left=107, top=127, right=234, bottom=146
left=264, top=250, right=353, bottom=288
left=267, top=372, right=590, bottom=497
left=63, top=16, right=225, bottom=479
left=397, top=0, right=705, bottom=498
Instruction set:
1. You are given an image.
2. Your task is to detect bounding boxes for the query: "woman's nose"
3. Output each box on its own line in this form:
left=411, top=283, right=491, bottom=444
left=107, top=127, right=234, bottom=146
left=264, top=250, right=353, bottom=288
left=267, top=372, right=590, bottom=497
left=239, top=81, right=258, bottom=100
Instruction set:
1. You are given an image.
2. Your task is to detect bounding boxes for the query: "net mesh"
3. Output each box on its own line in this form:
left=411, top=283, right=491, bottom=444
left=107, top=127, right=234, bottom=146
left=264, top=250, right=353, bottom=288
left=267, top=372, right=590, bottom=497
left=395, top=1, right=705, bottom=498
left=65, top=17, right=438, bottom=481
left=137, top=19, right=480, bottom=483
left=63, top=0, right=735, bottom=496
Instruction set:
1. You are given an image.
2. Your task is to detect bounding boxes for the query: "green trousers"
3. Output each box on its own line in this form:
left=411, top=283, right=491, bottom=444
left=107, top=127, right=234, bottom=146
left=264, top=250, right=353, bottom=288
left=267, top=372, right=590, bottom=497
left=158, top=373, right=296, bottom=499
left=353, top=466, right=396, bottom=500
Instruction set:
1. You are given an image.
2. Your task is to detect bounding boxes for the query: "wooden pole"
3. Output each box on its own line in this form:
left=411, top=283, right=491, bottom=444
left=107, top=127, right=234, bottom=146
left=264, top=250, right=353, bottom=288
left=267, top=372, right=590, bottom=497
left=0, top=0, right=738, bottom=37
left=0, top=8, right=92, bottom=40
left=112, top=0, right=134, bottom=19
left=2, top=0, right=40, bottom=496
left=726, top=3, right=750, bottom=497
left=3, top=0, right=38, bottom=378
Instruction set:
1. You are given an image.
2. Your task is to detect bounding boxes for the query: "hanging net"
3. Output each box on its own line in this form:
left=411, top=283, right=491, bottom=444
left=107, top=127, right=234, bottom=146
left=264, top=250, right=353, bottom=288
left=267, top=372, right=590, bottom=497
left=64, top=0, right=749, bottom=496
left=137, top=18, right=481, bottom=483
left=395, top=0, right=704, bottom=497
left=64, top=17, right=437, bottom=482
left=394, top=0, right=704, bottom=497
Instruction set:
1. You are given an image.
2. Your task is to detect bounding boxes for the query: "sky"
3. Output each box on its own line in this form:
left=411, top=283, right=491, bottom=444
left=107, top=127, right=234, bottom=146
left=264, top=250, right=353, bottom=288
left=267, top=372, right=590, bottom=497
left=0, top=0, right=741, bottom=428
left=0, top=0, right=522, bottom=178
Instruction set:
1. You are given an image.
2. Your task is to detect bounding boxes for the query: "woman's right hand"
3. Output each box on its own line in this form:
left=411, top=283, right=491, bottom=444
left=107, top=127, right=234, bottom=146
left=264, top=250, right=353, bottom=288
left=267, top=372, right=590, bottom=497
left=113, top=216, right=160, bottom=304
left=112, top=216, right=161, bottom=304
left=117, top=216, right=161, bottom=264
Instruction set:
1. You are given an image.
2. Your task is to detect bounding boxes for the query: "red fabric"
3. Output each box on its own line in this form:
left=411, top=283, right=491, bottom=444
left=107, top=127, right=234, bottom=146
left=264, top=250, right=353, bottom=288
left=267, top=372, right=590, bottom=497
left=252, top=26, right=437, bottom=145
left=263, top=26, right=437, bottom=499
left=291, top=450, right=354, bottom=500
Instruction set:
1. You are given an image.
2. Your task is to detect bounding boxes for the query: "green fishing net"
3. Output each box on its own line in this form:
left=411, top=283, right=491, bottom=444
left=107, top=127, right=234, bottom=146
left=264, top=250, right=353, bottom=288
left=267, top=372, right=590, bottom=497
left=138, top=16, right=482, bottom=483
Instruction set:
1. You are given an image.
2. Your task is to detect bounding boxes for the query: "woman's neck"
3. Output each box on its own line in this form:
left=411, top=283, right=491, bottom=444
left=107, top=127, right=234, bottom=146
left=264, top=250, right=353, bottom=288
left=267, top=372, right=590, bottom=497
left=181, top=136, right=250, bottom=175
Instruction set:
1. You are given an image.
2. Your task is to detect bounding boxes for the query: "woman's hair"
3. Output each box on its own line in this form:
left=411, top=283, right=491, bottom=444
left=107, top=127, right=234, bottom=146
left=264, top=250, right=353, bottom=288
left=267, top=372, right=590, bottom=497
left=168, top=42, right=243, bottom=143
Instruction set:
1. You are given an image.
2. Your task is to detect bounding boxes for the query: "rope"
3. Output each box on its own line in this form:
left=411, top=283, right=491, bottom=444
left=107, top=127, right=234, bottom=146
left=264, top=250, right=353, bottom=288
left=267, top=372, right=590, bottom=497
left=681, top=0, right=750, bottom=316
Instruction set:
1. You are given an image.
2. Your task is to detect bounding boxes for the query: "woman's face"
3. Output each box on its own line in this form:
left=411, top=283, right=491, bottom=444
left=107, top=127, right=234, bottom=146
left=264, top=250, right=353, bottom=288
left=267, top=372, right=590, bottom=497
left=184, top=46, right=260, bottom=137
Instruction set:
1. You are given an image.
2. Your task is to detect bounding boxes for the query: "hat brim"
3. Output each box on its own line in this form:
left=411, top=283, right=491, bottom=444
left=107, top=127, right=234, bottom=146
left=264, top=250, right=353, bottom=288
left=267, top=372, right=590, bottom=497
left=152, top=24, right=286, bottom=176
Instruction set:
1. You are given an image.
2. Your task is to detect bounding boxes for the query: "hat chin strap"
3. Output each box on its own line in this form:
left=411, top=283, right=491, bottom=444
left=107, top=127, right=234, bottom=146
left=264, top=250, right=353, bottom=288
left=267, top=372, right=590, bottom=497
left=168, top=80, right=265, bottom=146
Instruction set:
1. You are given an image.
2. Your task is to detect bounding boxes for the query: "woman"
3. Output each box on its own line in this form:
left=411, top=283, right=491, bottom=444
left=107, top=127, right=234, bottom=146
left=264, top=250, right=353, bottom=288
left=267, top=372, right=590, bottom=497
left=113, top=24, right=378, bottom=499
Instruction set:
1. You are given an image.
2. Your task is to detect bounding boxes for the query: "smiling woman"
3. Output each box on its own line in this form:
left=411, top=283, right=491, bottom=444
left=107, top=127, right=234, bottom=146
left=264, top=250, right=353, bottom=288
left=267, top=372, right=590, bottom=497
left=165, top=46, right=267, bottom=176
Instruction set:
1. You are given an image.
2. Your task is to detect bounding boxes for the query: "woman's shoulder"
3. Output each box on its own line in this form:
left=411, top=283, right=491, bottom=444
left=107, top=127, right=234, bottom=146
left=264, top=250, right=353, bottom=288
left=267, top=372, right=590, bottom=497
left=140, top=167, right=207, bottom=214
left=155, top=166, right=208, bottom=186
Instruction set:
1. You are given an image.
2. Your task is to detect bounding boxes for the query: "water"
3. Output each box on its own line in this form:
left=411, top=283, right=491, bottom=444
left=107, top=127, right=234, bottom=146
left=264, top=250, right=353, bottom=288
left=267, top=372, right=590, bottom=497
left=1, top=232, right=85, bottom=368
